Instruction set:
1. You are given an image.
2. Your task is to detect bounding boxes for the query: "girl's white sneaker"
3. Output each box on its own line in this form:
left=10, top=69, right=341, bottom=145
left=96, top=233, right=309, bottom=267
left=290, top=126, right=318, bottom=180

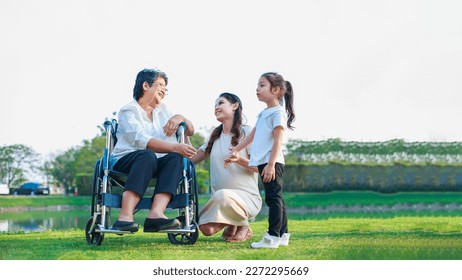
left=250, top=232, right=281, bottom=249
left=279, top=233, right=290, bottom=246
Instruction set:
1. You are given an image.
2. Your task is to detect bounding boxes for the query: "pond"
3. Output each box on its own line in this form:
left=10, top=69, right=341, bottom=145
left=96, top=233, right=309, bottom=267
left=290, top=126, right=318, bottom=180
left=0, top=207, right=91, bottom=233
left=0, top=206, right=198, bottom=233
left=2, top=203, right=462, bottom=233
left=0, top=206, right=144, bottom=233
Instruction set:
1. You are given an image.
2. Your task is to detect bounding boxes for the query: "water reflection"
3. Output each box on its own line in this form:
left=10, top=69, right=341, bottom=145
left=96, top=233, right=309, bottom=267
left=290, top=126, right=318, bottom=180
left=1, top=217, right=53, bottom=232
left=0, top=210, right=90, bottom=233
left=0, top=208, right=151, bottom=233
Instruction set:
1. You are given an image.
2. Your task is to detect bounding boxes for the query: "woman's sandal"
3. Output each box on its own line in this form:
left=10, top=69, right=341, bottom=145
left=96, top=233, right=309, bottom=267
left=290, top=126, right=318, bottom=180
left=227, top=227, right=253, bottom=242
left=221, top=225, right=237, bottom=241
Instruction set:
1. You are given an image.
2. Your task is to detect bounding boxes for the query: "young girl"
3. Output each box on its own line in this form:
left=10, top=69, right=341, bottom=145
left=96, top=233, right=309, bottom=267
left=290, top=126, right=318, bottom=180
left=229, top=72, right=295, bottom=249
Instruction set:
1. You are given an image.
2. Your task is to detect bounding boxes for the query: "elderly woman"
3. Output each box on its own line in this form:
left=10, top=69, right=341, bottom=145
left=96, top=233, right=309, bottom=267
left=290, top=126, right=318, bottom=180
left=110, top=68, right=196, bottom=233
left=192, top=92, right=262, bottom=242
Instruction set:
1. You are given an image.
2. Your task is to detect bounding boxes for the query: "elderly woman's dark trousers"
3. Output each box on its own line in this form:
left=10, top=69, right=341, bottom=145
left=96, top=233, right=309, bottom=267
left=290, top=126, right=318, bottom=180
left=113, top=150, right=182, bottom=197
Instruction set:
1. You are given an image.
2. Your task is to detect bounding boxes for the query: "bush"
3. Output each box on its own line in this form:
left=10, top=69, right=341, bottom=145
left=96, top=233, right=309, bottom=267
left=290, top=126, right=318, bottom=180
left=195, top=168, right=210, bottom=194
left=283, top=163, right=462, bottom=193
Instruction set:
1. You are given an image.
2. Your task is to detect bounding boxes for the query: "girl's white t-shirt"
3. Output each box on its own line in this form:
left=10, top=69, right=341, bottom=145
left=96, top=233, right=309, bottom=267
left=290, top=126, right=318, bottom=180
left=249, top=106, right=287, bottom=167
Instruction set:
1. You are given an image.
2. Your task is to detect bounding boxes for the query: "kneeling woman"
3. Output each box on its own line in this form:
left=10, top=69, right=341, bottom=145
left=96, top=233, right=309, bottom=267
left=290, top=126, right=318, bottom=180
left=192, top=93, right=262, bottom=242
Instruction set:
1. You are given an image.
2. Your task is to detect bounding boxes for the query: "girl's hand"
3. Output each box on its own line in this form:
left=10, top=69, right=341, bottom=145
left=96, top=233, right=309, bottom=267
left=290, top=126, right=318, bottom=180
left=224, top=153, right=240, bottom=168
left=261, top=164, right=276, bottom=183
left=228, top=147, right=238, bottom=156
left=224, top=147, right=239, bottom=168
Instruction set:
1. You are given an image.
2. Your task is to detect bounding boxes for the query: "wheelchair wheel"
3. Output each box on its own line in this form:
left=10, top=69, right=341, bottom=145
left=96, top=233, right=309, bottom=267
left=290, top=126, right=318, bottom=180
left=167, top=221, right=199, bottom=245
left=85, top=216, right=105, bottom=246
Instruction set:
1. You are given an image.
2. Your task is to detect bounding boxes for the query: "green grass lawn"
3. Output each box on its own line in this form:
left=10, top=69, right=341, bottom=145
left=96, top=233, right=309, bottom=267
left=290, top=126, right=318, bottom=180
left=1, top=192, right=462, bottom=260
left=1, top=217, right=461, bottom=260
left=0, top=195, right=89, bottom=208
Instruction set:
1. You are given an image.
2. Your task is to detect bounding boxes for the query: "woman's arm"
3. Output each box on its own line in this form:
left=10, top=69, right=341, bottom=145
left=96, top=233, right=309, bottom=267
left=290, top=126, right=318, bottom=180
left=224, top=153, right=258, bottom=173
left=191, top=149, right=208, bottom=165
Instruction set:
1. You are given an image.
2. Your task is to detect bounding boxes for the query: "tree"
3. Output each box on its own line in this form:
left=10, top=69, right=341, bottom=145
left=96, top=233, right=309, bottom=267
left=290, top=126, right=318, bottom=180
left=0, top=144, right=40, bottom=187
left=45, top=136, right=105, bottom=195
left=189, top=132, right=205, bottom=148
left=45, top=147, right=78, bottom=188
left=74, top=136, right=105, bottom=195
left=189, top=132, right=209, bottom=171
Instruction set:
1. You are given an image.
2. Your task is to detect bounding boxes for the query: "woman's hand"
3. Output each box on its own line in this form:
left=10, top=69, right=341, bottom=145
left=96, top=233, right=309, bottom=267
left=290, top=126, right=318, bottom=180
left=224, top=153, right=240, bottom=168
left=224, top=148, right=240, bottom=168
left=175, top=143, right=197, bottom=158
left=228, top=147, right=238, bottom=157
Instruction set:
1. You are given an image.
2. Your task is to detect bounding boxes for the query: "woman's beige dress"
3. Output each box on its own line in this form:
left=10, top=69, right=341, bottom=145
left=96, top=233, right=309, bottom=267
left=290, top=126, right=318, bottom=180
left=199, top=125, right=262, bottom=226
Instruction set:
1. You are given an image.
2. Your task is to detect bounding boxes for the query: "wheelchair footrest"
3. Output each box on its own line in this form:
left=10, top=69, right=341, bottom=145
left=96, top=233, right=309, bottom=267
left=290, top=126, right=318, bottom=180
left=96, top=228, right=134, bottom=234
left=102, top=193, right=189, bottom=210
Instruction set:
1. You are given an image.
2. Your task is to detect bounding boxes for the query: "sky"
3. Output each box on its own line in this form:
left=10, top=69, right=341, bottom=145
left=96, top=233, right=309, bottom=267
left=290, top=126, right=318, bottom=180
left=1, top=0, right=462, bottom=158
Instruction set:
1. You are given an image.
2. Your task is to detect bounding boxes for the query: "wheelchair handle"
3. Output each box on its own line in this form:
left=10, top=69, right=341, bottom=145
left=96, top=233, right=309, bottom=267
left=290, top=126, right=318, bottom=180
left=102, top=119, right=118, bottom=172
left=103, top=119, right=118, bottom=133
left=177, top=122, right=188, bottom=144
left=178, top=122, right=187, bottom=133
left=103, top=120, right=112, bottom=130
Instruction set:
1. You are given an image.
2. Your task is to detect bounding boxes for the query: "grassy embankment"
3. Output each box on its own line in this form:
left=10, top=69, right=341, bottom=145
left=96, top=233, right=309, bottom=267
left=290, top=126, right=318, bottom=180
left=2, top=191, right=462, bottom=208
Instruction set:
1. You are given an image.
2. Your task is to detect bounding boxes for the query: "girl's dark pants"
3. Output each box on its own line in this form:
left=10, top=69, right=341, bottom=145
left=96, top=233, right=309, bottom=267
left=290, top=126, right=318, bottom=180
left=258, top=163, right=288, bottom=237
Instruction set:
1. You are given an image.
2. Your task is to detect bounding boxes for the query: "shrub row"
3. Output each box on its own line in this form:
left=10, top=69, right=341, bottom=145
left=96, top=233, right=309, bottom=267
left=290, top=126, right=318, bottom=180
left=280, top=163, right=462, bottom=193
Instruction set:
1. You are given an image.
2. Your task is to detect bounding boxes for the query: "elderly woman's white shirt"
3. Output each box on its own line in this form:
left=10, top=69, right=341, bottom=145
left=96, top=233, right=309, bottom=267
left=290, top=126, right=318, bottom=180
left=111, top=99, right=177, bottom=162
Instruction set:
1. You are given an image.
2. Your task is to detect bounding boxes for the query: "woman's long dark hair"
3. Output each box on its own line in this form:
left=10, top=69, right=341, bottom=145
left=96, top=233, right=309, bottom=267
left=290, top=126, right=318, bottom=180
left=204, top=92, right=244, bottom=155
left=261, top=72, right=295, bottom=130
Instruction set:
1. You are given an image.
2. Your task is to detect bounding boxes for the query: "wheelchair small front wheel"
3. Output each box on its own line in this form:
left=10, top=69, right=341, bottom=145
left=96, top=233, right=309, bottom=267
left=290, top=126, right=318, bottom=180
left=85, top=216, right=105, bottom=246
left=167, top=221, right=199, bottom=245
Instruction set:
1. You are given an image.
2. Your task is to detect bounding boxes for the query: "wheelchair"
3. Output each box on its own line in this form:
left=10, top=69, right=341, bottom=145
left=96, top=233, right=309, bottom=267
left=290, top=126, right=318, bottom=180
left=85, top=119, right=199, bottom=246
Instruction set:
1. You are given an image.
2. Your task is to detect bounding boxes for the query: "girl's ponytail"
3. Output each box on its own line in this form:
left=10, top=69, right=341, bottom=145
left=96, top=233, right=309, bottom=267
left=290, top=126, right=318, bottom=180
left=284, top=80, right=295, bottom=130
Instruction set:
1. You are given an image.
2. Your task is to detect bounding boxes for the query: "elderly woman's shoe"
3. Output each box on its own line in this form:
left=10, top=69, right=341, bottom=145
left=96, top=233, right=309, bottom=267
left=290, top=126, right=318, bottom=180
left=111, top=220, right=139, bottom=232
left=143, top=218, right=180, bottom=232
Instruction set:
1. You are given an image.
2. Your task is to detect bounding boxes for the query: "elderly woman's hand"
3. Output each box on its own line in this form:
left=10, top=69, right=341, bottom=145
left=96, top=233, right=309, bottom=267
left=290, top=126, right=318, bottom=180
left=175, top=143, right=197, bottom=159
left=163, top=115, right=183, bottom=137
